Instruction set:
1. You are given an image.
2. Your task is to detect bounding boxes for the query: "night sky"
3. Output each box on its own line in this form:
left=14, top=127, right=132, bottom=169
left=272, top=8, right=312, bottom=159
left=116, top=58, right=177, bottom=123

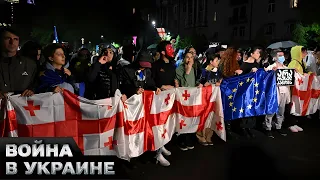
left=3, top=0, right=157, bottom=43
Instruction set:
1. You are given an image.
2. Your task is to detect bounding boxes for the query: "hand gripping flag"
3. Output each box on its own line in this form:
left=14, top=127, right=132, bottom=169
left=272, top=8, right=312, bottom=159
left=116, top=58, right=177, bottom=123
left=291, top=73, right=320, bottom=116
left=220, top=69, right=278, bottom=121
left=0, top=86, right=225, bottom=160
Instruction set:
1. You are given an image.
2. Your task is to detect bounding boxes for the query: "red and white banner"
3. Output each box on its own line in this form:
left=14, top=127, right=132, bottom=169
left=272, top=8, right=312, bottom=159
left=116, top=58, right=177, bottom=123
left=0, top=86, right=225, bottom=160
left=156, top=28, right=166, bottom=38
left=291, top=73, right=320, bottom=116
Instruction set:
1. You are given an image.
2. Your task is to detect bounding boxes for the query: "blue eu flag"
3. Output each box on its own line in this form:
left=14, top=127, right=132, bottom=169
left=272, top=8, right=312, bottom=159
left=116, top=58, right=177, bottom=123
left=220, top=69, right=278, bottom=121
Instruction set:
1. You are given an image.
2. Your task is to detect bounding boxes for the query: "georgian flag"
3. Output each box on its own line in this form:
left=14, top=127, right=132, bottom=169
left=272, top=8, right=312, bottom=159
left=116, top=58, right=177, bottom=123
left=291, top=73, right=320, bottom=116
left=1, top=86, right=226, bottom=160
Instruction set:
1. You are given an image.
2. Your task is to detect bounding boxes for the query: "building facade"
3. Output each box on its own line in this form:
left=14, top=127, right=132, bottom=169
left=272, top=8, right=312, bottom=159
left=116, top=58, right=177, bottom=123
left=156, top=0, right=300, bottom=46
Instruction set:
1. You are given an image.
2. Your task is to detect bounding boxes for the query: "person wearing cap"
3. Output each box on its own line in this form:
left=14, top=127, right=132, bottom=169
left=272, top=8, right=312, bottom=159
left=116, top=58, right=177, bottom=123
left=119, top=50, right=160, bottom=169
left=151, top=41, right=176, bottom=166
left=264, top=49, right=290, bottom=138
left=120, top=50, right=160, bottom=98
left=0, top=27, right=38, bottom=98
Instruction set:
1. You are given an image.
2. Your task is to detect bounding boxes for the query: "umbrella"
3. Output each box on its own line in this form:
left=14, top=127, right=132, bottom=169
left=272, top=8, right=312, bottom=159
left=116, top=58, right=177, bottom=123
left=147, top=44, right=158, bottom=50
left=267, top=41, right=298, bottom=49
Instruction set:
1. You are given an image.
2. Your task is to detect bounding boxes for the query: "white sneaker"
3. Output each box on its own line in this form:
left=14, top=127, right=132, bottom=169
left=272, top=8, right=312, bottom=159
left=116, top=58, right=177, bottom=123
left=161, top=146, right=171, bottom=156
left=289, top=126, right=298, bottom=133
left=294, top=125, right=303, bottom=132
left=156, top=153, right=170, bottom=167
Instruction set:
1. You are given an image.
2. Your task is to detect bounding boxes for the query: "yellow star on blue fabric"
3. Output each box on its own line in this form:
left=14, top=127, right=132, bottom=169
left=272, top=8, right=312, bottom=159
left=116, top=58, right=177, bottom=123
left=228, top=94, right=233, bottom=100
left=232, top=88, right=237, bottom=93
left=254, top=82, right=259, bottom=87
left=239, top=108, right=244, bottom=113
left=239, top=81, right=244, bottom=86
left=229, top=102, right=234, bottom=107
left=232, top=107, right=237, bottom=112
left=255, top=90, right=260, bottom=95
left=253, top=97, right=258, bottom=103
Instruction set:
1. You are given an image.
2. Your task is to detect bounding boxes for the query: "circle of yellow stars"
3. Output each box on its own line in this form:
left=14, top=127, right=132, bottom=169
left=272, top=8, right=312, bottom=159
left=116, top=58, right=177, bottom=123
left=228, top=77, right=260, bottom=114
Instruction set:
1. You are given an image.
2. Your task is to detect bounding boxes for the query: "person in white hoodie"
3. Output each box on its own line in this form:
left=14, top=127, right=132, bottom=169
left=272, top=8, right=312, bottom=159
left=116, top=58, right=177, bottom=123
left=264, top=49, right=290, bottom=138
left=305, top=47, right=318, bottom=74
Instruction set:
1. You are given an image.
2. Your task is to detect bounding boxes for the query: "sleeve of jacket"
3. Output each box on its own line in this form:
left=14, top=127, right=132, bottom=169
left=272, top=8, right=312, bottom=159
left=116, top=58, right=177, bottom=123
left=27, top=61, right=39, bottom=92
left=145, top=69, right=157, bottom=91
left=175, top=66, right=184, bottom=87
left=87, top=62, right=102, bottom=83
left=199, top=69, right=207, bottom=85
left=119, top=68, right=137, bottom=98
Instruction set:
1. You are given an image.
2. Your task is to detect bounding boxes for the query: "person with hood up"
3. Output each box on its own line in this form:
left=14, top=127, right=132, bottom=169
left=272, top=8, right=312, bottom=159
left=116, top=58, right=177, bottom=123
left=287, top=46, right=310, bottom=133
left=119, top=50, right=161, bottom=168
left=120, top=50, right=161, bottom=98
left=38, top=43, right=74, bottom=93
left=288, top=46, right=309, bottom=75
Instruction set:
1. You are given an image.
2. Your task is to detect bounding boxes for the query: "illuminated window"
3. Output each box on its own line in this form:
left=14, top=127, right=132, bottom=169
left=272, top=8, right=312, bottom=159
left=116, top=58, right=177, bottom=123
left=290, top=0, right=298, bottom=8
left=268, top=0, right=275, bottom=13
left=214, top=12, right=217, bottom=21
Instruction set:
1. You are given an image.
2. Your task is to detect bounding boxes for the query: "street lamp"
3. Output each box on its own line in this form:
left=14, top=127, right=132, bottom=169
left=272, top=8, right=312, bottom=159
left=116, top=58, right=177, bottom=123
left=168, top=32, right=171, bottom=35
left=101, top=35, right=104, bottom=39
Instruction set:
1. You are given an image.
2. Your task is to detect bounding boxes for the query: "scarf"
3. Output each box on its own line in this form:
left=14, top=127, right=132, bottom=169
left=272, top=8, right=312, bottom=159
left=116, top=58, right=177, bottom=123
left=38, top=69, right=67, bottom=91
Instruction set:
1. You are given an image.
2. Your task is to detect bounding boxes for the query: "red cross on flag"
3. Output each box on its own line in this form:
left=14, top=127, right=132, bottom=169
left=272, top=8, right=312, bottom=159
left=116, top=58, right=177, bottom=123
left=156, top=28, right=167, bottom=38
left=1, top=86, right=226, bottom=160
left=291, top=73, right=320, bottom=116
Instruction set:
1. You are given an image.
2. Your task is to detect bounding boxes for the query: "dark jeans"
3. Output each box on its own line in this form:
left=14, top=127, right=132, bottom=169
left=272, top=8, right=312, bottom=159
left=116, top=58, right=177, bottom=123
left=287, top=115, right=305, bottom=127
left=240, top=117, right=256, bottom=128
left=177, top=133, right=195, bottom=147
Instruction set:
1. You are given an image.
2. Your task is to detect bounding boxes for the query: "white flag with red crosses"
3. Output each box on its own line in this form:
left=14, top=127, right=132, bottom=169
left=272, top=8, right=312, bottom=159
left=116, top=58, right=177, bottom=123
left=1, top=86, right=225, bottom=160
left=290, top=73, right=320, bottom=116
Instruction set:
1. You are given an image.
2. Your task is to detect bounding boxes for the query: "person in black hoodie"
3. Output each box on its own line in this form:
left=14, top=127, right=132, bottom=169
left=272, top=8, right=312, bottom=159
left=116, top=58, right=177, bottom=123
left=151, top=41, right=176, bottom=166
left=87, top=47, right=119, bottom=100
left=119, top=50, right=160, bottom=169
left=120, top=50, right=160, bottom=98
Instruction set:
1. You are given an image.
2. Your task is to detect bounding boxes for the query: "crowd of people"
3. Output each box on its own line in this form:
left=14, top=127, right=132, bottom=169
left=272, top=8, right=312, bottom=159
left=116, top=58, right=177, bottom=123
left=1, top=27, right=319, bottom=168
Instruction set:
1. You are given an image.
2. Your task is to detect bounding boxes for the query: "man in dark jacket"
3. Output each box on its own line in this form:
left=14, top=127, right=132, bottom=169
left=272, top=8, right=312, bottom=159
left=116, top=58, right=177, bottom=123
left=119, top=50, right=160, bottom=168
left=150, top=41, right=176, bottom=166
left=0, top=27, right=37, bottom=98
left=120, top=50, right=160, bottom=98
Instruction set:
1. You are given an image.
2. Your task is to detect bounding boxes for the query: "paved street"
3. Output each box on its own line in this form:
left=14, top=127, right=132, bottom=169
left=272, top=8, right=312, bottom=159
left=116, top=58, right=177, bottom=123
left=126, top=117, right=320, bottom=180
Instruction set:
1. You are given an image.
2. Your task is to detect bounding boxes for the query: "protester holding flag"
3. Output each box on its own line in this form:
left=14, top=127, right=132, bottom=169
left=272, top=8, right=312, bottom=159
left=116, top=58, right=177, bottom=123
left=264, top=49, right=289, bottom=137
left=196, top=53, right=221, bottom=145
left=175, top=52, right=202, bottom=151
left=287, top=46, right=309, bottom=133
left=219, top=47, right=242, bottom=140
left=288, top=46, right=309, bottom=75
left=151, top=41, right=176, bottom=166
left=120, top=50, right=160, bottom=98
left=0, top=27, right=38, bottom=98
left=38, top=43, right=74, bottom=93
left=238, top=47, right=262, bottom=138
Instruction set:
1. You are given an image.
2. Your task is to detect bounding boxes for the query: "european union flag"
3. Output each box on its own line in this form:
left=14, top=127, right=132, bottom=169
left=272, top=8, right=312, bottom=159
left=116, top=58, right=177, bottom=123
left=220, top=69, right=278, bottom=121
